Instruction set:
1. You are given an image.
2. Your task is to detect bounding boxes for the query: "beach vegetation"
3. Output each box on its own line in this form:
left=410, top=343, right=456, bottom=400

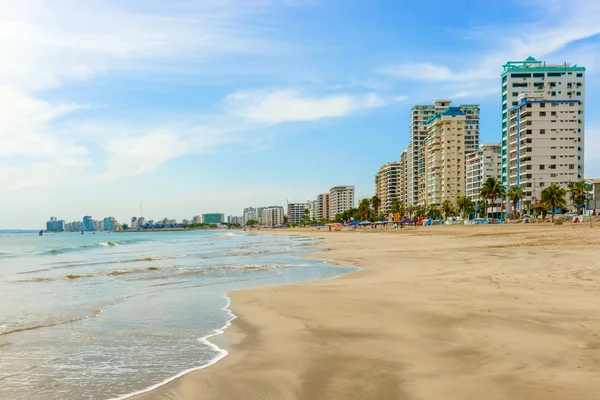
left=370, top=195, right=381, bottom=219
left=541, top=183, right=567, bottom=222
left=480, top=177, right=505, bottom=218
left=568, top=180, right=591, bottom=214
left=406, top=205, right=415, bottom=219
left=507, top=186, right=523, bottom=219
left=441, top=200, right=454, bottom=220
left=456, top=196, right=473, bottom=220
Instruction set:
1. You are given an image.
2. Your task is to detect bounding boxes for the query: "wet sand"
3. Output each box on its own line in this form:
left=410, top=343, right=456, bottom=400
left=133, top=224, right=600, bottom=400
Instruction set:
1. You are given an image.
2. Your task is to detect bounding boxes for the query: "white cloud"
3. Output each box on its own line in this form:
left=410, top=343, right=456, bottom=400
left=379, top=1, right=600, bottom=88
left=223, top=89, right=388, bottom=123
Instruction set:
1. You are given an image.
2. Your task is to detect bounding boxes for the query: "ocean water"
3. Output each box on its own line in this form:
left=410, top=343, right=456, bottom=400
left=0, top=230, right=353, bottom=399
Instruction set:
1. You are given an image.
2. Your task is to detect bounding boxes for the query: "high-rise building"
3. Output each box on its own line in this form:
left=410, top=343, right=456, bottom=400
left=400, top=149, right=408, bottom=207
left=83, top=216, right=93, bottom=231
left=466, top=144, right=502, bottom=203
left=229, top=216, right=242, bottom=225
left=501, top=57, right=585, bottom=199
left=317, top=193, right=330, bottom=221
left=287, top=203, right=309, bottom=224
left=192, top=215, right=202, bottom=224
left=307, top=200, right=318, bottom=221
left=423, top=107, right=472, bottom=206
left=242, top=207, right=259, bottom=225
left=103, top=217, right=117, bottom=231
left=408, top=100, right=480, bottom=206
left=328, top=185, right=355, bottom=220
left=256, top=207, right=265, bottom=224
left=45, top=217, right=65, bottom=232
left=202, top=213, right=225, bottom=225
left=507, top=92, right=583, bottom=208
left=261, top=206, right=284, bottom=226
left=375, top=161, right=402, bottom=212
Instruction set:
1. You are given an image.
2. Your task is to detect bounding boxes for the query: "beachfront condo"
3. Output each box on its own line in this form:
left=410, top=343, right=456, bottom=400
left=423, top=107, right=471, bottom=207
left=287, top=202, right=309, bottom=224
left=375, top=161, right=403, bottom=213
left=328, top=185, right=355, bottom=220
left=242, top=207, right=258, bottom=225
left=317, top=193, right=330, bottom=221
left=507, top=92, right=583, bottom=208
left=407, top=100, right=480, bottom=207
left=400, top=149, right=408, bottom=207
left=501, top=57, right=585, bottom=201
left=466, top=143, right=502, bottom=214
left=307, top=200, right=318, bottom=221
left=202, top=213, right=225, bottom=224
left=261, top=206, right=284, bottom=226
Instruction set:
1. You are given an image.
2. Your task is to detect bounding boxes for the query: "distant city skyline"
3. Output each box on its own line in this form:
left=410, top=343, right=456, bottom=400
left=3, top=0, right=600, bottom=229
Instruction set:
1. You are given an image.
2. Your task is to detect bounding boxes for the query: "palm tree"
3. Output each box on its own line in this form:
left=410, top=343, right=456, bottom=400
left=456, top=196, right=473, bottom=219
left=441, top=200, right=454, bottom=220
left=507, top=186, right=524, bottom=219
left=541, top=183, right=567, bottom=222
left=358, top=198, right=371, bottom=221
left=416, top=205, right=426, bottom=218
left=391, top=199, right=402, bottom=214
left=427, top=203, right=439, bottom=219
left=406, top=205, right=415, bottom=220
left=371, top=195, right=382, bottom=219
left=568, top=180, right=591, bottom=214
left=480, top=177, right=506, bottom=218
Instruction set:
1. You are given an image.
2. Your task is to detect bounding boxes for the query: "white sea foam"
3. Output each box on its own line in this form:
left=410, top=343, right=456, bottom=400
left=110, top=294, right=237, bottom=400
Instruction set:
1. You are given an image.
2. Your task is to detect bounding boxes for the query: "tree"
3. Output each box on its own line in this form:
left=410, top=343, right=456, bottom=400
left=245, top=220, right=259, bottom=226
left=300, top=208, right=311, bottom=226
left=426, top=203, right=439, bottom=219
left=121, top=223, right=129, bottom=230
left=406, top=205, right=415, bottom=220
left=370, top=195, right=382, bottom=219
left=541, top=183, right=567, bottom=222
left=568, top=180, right=591, bottom=214
left=456, top=196, right=473, bottom=220
left=358, top=198, right=372, bottom=221
left=507, top=186, right=524, bottom=219
left=391, top=199, right=402, bottom=214
left=416, top=205, right=426, bottom=218
left=480, top=177, right=506, bottom=218
left=441, top=200, right=454, bottom=220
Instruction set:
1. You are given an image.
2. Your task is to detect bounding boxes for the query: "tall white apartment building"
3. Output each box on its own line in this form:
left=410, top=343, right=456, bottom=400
left=242, top=207, right=259, bottom=225
left=501, top=57, right=585, bottom=194
left=408, top=100, right=480, bottom=207
left=375, top=161, right=402, bottom=212
left=507, top=92, right=583, bottom=208
left=261, top=206, right=284, bottom=226
left=400, top=149, right=408, bottom=206
left=466, top=143, right=502, bottom=202
left=317, top=193, right=330, bottom=221
left=328, top=185, right=355, bottom=220
left=423, top=108, right=469, bottom=206
left=307, top=200, right=318, bottom=221
left=287, top=202, right=309, bottom=224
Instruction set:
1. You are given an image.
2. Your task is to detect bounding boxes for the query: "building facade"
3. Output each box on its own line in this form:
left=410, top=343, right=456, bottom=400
left=307, top=200, right=318, bottom=221
left=103, top=217, right=117, bottom=231
left=242, top=207, right=259, bottom=225
left=400, top=149, right=408, bottom=206
left=287, top=203, right=309, bottom=224
left=317, top=193, right=330, bottom=222
left=501, top=57, right=585, bottom=196
left=507, top=92, right=583, bottom=207
left=202, top=213, right=225, bottom=225
left=466, top=143, right=502, bottom=202
left=261, top=206, right=284, bottom=226
left=83, top=216, right=93, bottom=231
left=423, top=107, right=470, bottom=206
left=46, top=217, right=65, bottom=232
left=407, top=100, right=480, bottom=207
left=375, top=161, right=402, bottom=212
left=328, top=185, right=355, bottom=220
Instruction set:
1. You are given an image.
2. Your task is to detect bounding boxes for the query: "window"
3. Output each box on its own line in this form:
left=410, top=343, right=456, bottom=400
left=577, top=73, right=583, bottom=78
left=551, top=155, right=556, bottom=159
left=512, top=73, right=532, bottom=78
left=539, top=165, right=545, bottom=170
left=577, top=92, right=581, bottom=96
left=540, top=112, right=546, bottom=117
left=540, top=129, right=545, bottom=134
left=540, top=103, right=546, bottom=108
left=551, top=111, right=557, bottom=116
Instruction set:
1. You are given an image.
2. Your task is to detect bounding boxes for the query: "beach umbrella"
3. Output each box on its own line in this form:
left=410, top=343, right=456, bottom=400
left=359, top=221, right=372, bottom=225
left=349, top=221, right=359, bottom=226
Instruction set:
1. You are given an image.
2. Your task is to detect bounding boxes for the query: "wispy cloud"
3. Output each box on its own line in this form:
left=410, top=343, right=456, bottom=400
left=223, top=89, right=390, bottom=124
left=378, top=0, right=600, bottom=95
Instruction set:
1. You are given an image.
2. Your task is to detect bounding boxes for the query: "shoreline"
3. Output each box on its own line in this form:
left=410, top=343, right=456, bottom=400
left=123, top=233, right=354, bottom=400
left=132, top=224, right=600, bottom=400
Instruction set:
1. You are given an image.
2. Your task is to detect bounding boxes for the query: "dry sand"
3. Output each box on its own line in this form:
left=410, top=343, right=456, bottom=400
left=133, top=224, right=600, bottom=400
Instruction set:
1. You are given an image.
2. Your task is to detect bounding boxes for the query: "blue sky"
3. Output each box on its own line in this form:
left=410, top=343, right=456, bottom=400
left=2, top=0, right=600, bottom=228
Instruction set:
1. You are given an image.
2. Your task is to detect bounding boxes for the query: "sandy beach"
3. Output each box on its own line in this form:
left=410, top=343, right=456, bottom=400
left=133, top=224, right=600, bottom=400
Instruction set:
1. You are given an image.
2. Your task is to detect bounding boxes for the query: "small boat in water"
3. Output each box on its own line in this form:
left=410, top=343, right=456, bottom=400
left=38, top=230, right=43, bottom=236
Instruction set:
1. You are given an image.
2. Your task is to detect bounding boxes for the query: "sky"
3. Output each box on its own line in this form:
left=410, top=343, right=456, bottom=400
left=2, top=0, right=600, bottom=229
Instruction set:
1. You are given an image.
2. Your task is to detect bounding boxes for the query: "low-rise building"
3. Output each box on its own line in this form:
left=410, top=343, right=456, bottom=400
left=202, top=213, right=224, bottom=225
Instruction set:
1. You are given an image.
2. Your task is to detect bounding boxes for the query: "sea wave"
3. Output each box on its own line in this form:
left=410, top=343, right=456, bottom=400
left=15, top=266, right=176, bottom=283
left=0, top=297, right=129, bottom=336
